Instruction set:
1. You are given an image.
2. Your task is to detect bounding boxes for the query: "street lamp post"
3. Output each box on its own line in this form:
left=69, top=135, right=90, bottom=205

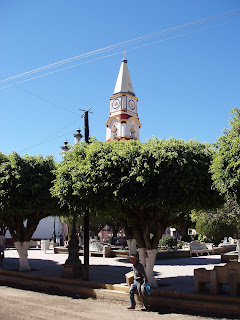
left=80, top=108, right=92, bottom=281
left=61, top=130, right=83, bottom=278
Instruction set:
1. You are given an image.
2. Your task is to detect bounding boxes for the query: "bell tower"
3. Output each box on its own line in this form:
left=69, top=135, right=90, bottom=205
left=106, top=58, right=141, bottom=141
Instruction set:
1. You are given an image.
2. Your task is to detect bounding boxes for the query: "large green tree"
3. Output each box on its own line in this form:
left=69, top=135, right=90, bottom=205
left=211, top=108, right=240, bottom=202
left=52, top=138, right=223, bottom=286
left=0, top=152, right=61, bottom=271
left=191, top=197, right=240, bottom=245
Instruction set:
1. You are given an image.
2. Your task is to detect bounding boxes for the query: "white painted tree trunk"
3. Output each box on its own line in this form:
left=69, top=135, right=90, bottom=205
left=14, top=241, right=31, bottom=272
left=127, top=239, right=137, bottom=256
left=138, top=247, right=158, bottom=288
left=237, top=239, right=240, bottom=262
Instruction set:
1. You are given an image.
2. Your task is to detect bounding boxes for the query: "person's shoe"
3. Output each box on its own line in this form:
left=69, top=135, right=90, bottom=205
left=141, top=305, right=150, bottom=311
left=127, top=306, right=135, bottom=310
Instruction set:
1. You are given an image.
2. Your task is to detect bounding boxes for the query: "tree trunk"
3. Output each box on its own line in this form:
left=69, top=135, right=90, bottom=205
left=138, top=247, right=158, bottom=288
left=126, top=238, right=137, bottom=256
left=14, top=241, right=31, bottom=271
left=145, top=249, right=158, bottom=287
left=138, top=247, right=147, bottom=268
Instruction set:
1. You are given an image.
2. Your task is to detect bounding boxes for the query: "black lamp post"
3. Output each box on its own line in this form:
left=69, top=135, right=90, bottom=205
left=61, top=130, right=83, bottom=278
left=80, top=109, right=91, bottom=281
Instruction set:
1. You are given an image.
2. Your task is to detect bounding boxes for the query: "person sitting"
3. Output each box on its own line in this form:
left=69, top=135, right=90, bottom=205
left=127, top=254, right=150, bottom=311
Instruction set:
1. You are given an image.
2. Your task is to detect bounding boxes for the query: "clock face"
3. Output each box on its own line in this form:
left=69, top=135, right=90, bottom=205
left=128, top=99, right=136, bottom=111
left=112, top=99, right=120, bottom=110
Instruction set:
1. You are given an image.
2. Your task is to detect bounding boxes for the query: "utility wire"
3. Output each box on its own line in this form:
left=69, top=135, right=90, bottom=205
left=1, top=9, right=239, bottom=87
left=35, top=117, right=82, bottom=144
left=7, top=9, right=240, bottom=154
left=0, top=76, right=80, bottom=116
left=0, top=77, right=82, bottom=151
left=10, top=18, right=240, bottom=154
left=126, top=19, right=240, bottom=54
left=0, top=52, right=122, bottom=89
left=1, top=18, right=239, bottom=90
left=17, top=129, right=76, bottom=154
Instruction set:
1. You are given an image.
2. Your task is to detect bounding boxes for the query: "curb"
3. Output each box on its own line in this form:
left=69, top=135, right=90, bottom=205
left=1, top=270, right=240, bottom=317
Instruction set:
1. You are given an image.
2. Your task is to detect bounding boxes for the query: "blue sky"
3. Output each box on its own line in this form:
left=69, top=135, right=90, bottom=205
left=0, top=1, right=239, bottom=162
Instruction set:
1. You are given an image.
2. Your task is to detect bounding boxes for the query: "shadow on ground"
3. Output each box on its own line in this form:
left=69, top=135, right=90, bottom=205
left=1, top=254, right=222, bottom=288
left=117, top=255, right=222, bottom=266
left=154, top=256, right=222, bottom=266
left=1, top=256, right=132, bottom=284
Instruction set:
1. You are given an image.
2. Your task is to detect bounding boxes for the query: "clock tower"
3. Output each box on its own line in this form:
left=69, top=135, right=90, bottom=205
left=106, top=58, right=141, bottom=141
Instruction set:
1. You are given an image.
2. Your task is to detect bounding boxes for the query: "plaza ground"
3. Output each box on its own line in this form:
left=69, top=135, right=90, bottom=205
left=2, top=248, right=226, bottom=293
left=0, top=248, right=239, bottom=318
left=0, top=286, right=234, bottom=320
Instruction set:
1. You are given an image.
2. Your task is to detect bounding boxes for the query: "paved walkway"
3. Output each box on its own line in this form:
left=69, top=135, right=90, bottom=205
left=2, top=248, right=225, bottom=294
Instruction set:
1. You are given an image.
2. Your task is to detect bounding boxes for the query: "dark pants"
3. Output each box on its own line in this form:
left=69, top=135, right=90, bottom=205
left=129, top=280, right=148, bottom=307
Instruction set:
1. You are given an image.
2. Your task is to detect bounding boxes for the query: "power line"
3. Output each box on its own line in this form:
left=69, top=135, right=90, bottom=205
left=0, top=51, right=122, bottom=89
left=5, top=9, right=240, bottom=155
left=1, top=17, right=239, bottom=91
left=16, top=87, right=80, bottom=116
left=11, top=18, right=240, bottom=154
left=17, top=115, right=83, bottom=153
left=17, top=129, right=77, bottom=154
left=36, top=117, right=82, bottom=144
left=0, top=76, right=80, bottom=116
left=1, top=9, right=239, bottom=89
left=126, top=19, right=240, bottom=54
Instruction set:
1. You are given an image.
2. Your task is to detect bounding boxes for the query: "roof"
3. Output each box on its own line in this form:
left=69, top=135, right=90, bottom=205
left=113, top=58, right=135, bottom=96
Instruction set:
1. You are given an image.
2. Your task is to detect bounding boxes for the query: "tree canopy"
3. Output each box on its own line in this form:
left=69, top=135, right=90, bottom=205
left=0, top=152, right=60, bottom=243
left=191, top=203, right=236, bottom=246
left=211, top=108, right=240, bottom=202
left=53, top=138, right=223, bottom=249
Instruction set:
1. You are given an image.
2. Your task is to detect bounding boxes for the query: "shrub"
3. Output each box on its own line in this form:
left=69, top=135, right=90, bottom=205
left=159, top=235, right=177, bottom=249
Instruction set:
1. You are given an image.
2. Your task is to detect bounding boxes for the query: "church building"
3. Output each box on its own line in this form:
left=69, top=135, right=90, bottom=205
left=106, top=58, right=141, bottom=141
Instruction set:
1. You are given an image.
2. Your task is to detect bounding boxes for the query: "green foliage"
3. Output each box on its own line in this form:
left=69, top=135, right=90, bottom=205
left=197, top=234, right=206, bottom=243
left=191, top=202, right=238, bottom=245
left=0, top=152, right=62, bottom=242
left=0, top=153, right=56, bottom=216
left=54, top=139, right=222, bottom=211
left=176, top=240, right=186, bottom=249
left=52, top=138, right=223, bottom=249
left=211, top=108, right=240, bottom=202
left=159, top=235, right=177, bottom=249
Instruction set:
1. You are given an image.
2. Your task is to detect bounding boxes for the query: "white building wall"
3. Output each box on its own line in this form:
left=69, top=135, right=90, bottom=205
left=5, top=216, right=65, bottom=240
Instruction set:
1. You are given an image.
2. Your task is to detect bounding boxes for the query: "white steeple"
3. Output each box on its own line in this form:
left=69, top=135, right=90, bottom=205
left=113, top=58, right=135, bottom=96
left=106, top=58, right=141, bottom=141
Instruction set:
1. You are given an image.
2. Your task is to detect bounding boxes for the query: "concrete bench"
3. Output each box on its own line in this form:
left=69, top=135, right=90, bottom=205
left=189, top=241, right=213, bottom=257
left=194, top=262, right=240, bottom=296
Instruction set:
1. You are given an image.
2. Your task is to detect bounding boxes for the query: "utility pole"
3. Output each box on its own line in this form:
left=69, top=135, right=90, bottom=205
left=80, top=108, right=92, bottom=281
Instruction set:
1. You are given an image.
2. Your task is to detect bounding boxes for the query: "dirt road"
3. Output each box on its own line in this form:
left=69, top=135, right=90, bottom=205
left=0, top=286, right=234, bottom=320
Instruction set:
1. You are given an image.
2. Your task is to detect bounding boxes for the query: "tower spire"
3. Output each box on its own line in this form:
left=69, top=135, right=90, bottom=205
left=113, top=57, right=135, bottom=96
